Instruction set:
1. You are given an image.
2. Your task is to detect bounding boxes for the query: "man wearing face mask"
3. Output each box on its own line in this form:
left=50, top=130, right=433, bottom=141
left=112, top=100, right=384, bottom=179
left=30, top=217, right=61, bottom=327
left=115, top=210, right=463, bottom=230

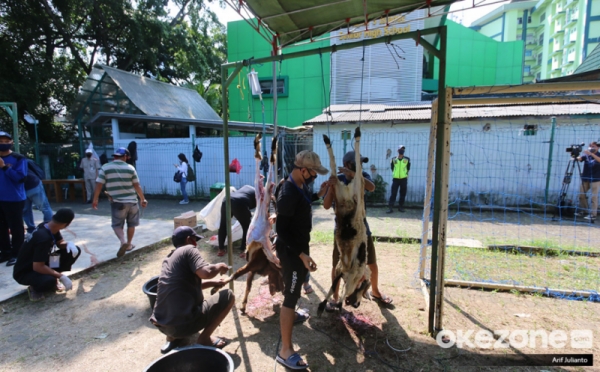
left=80, top=149, right=100, bottom=204
left=274, top=150, right=328, bottom=370
left=577, top=141, right=600, bottom=221
left=387, top=145, right=411, bottom=213
left=0, top=131, right=27, bottom=266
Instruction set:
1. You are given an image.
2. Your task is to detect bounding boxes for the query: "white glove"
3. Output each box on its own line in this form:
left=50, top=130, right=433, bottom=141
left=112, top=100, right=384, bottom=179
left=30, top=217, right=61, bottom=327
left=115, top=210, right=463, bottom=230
left=66, top=242, right=78, bottom=257
left=59, top=275, right=73, bottom=291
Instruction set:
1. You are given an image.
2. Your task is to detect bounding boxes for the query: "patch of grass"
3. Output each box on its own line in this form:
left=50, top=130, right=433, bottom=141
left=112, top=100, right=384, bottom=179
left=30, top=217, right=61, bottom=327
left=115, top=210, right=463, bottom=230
left=311, top=230, right=334, bottom=244
left=446, top=246, right=600, bottom=292
left=483, top=237, right=596, bottom=253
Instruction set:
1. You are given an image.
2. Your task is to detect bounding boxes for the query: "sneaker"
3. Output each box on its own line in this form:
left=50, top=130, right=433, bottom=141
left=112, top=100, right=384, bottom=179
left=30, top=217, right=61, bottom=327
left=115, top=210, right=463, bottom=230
left=398, top=207, right=405, bottom=212
left=179, top=200, right=189, bottom=205
left=385, top=209, right=394, bottom=214
left=584, top=215, right=596, bottom=221
left=6, top=257, right=16, bottom=266
left=28, top=286, right=45, bottom=302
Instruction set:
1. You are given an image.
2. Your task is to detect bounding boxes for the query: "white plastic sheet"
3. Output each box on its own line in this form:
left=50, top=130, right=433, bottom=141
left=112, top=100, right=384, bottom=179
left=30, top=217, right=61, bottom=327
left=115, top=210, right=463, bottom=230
left=198, top=186, right=236, bottom=231
left=207, top=220, right=243, bottom=246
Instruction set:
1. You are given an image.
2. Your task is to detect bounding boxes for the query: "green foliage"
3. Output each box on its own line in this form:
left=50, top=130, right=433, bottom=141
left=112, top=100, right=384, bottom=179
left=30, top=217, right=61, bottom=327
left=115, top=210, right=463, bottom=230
left=0, top=0, right=226, bottom=143
left=365, top=174, right=388, bottom=204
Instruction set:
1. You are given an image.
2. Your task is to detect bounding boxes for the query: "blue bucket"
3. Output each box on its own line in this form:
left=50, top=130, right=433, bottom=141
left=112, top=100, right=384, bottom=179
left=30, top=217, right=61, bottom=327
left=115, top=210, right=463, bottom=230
left=144, top=345, right=234, bottom=372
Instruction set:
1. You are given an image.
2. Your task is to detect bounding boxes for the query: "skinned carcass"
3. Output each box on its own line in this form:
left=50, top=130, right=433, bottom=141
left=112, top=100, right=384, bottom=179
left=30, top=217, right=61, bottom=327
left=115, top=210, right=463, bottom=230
left=318, top=127, right=371, bottom=316
left=211, top=134, right=282, bottom=314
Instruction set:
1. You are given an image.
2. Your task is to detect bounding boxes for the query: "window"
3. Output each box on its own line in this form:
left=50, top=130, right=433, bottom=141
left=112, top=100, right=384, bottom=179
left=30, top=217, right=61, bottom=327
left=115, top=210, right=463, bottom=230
left=254, top=76, right=289, bottom=98
left=524, top=65, right=531, bottom=73
left=528, top=16, right=532, bottom=24
left=525, top=49, right=533, bottom=57
left=536, top=72, right=541, bottom=80
left=518, top=17, right=523, bottom=25
left=540, top=12, right=546, bottom=23
left=539, top=33, right=544, bottom=45
left=537, top=53, right=543, bottom=65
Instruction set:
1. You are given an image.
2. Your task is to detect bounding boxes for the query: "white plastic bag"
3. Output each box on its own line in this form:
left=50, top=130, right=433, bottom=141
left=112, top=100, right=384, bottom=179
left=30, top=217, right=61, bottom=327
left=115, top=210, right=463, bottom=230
left=207, top=221, right=243, bottom=246
left=199, top=186, right=236, bottom=231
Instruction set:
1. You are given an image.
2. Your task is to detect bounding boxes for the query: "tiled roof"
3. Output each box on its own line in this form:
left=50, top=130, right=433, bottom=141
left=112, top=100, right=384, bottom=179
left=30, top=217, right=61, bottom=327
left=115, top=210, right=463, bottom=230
left=575, top=44, right=600, bottom=74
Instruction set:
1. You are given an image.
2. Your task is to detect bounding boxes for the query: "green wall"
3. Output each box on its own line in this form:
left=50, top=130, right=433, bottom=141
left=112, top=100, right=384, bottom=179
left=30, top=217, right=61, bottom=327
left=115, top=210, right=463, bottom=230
left=227, top=20, right=330, bottom=128
left=434, top=20, right=523, bottom=87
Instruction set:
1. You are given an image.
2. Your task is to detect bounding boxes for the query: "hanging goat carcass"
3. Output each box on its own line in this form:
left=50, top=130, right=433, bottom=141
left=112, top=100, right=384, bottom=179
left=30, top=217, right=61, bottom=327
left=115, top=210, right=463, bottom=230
left=211, top=134, right=282, bottom=314
left=318, top=127, right=371, bottom=316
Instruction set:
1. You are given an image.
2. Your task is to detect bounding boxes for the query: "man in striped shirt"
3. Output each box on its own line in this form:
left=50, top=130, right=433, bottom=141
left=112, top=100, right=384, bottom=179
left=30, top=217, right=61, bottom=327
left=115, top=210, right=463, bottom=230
left=92, top=148, right=148, bottom=258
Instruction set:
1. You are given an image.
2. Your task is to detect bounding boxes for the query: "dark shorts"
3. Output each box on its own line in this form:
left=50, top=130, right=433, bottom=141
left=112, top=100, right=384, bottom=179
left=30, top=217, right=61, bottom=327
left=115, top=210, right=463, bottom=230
left=154, top=289, right=233, bottom=339
left=110, top=202, right=140, bottom=228
left=276, top=245, right=308, bottom=307
left=332, top=234, right=376, bottom=267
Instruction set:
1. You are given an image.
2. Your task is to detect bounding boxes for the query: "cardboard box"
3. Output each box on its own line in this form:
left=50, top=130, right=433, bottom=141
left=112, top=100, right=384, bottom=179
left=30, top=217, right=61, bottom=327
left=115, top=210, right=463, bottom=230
left=174, top=210, right=197, bottom=229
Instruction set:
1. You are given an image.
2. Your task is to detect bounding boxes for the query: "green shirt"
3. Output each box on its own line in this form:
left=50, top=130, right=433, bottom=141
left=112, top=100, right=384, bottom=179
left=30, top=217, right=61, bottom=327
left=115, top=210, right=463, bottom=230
left=96, top=160, right=139, bottom=203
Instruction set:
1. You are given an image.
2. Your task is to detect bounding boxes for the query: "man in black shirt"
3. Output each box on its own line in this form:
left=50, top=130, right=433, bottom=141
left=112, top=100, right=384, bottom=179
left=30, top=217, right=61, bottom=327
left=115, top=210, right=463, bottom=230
left=151, top=226, right=233, bottom=354
left=13, top=208, right=78, bottom=301
left=217, top=185, right=256, bottom=258
left=275, top=150, right=328, bottom=370
left=578, top=141, right=600, bottom=221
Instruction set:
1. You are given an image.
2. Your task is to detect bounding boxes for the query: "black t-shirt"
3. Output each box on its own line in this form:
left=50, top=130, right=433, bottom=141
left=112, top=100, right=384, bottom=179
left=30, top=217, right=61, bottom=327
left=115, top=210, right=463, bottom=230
left=13, top=224, right=62, bottom=280
left=581, top=153, right=600, bottom=182
left=276, top=178, right=313, bottom=256
left=229, top=185, right=257, bottom=209
left=150, top=245, right=208, bottom=327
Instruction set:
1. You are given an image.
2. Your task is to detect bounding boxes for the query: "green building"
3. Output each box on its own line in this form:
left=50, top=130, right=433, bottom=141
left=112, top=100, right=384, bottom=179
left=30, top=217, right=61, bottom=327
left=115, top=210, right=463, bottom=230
left=425, top=20, right=523, bottom=90
left=227, top=17, right=523, bottom=128
left=471, top=0, right=600, bottom=81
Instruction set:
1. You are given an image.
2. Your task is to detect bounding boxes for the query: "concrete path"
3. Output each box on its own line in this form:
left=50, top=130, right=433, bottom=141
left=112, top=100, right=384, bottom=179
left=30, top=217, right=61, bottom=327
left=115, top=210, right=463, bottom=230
left=0, top=210, right=175, bottom=303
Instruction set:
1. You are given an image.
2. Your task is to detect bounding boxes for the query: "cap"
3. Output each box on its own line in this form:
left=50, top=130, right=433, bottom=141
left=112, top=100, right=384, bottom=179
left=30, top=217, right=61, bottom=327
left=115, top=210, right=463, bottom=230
left=172, top=226, right=204, bottom=247
left=52, top=208, right=75, bottom=225
left=85, top=149, right=93, bottom=154
left=398, top=145, right=405, bottom=151
left=0, top=131, right=12, bottom=140
left=113, top=147, right=130, bottom=157
left=294, top=150, right=328, bottom=175
left=342, top=151, right=368, bottom=165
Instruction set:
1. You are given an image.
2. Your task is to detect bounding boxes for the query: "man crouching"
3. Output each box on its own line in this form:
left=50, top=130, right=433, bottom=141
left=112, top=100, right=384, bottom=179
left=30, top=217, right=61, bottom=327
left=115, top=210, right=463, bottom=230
left=150, top=226, right=234, bottom=354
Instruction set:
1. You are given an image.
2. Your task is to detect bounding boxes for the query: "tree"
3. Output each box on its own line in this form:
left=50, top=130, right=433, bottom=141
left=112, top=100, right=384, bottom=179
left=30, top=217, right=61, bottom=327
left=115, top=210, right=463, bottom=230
left=0, top=0, right=227, bottom=143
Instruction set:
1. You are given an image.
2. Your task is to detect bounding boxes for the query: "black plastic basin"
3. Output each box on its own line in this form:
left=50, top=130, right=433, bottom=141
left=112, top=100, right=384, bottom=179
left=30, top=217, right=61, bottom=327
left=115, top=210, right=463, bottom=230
left=144, top=345, right=234, bottom=372
left=142, top=275, right=159, bottom=310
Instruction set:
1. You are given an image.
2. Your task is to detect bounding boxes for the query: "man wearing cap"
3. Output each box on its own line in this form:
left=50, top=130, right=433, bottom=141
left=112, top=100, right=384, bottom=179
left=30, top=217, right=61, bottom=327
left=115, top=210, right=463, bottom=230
left=92, top=147, right=148, bottom=258
left=387, top=145, right=411, bottom=213
left=13, top=208, right=78, bottom=301
left=323, top=151, right=394, bottom=310
left=275, top=150, right=328, bottom=370
left=80, top=149, right=101, bottom=204
left=0, top=131, right=28, bottom=266
left=150, top=226, right=234, bottom=354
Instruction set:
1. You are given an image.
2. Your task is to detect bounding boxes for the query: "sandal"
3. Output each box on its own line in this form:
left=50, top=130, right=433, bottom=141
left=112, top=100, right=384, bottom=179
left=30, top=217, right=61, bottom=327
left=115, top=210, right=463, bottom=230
left=303, top=283, right=313, bottom=295
left=211, top=337, right=227, bottom=349
left=325, top=301, right=339, bottom=313
left=276, top=352, right=308, bottom=370
left=217, top=250, right=226, bottom=257
left=294, top=309, right=309, bottom=324
left=371, top=291, right=394, bottom=306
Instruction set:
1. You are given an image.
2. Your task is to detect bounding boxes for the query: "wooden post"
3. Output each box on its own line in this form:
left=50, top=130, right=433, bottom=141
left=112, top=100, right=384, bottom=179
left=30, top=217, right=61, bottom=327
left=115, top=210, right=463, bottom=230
left=420, top=98, right=438, bottom=279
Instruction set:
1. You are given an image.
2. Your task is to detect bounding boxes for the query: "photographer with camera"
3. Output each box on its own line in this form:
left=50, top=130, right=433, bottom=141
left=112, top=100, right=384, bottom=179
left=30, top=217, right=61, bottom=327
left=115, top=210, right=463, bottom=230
left=577, top=141, right=600, bottom=221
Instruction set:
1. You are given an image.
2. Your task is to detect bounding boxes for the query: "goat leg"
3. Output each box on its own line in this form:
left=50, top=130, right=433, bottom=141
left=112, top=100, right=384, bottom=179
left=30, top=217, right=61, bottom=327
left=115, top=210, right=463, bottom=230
left=240, top=271, right=255, bottom=314
left=317, top=270, right=344, bottom=317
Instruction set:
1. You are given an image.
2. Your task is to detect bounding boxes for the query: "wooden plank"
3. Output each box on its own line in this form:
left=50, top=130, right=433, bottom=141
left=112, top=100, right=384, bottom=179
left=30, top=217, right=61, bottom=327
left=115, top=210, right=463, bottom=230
left=420, top=98, right=437, bottom=279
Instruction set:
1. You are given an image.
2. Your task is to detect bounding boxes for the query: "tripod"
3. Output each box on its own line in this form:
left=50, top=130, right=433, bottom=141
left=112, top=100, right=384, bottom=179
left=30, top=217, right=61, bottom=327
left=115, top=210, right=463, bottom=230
left=552, top=158, right=584, bottom=221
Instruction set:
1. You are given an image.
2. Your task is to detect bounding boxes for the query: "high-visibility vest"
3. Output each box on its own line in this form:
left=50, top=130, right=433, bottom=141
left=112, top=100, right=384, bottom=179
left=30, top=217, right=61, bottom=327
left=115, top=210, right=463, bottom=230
left=392, top=157, right=409, bottom=179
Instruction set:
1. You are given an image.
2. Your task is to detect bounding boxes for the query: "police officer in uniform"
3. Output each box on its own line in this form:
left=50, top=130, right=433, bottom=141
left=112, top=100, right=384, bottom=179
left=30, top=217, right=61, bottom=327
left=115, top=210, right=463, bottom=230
left=387, top=145, right=411, bottom=213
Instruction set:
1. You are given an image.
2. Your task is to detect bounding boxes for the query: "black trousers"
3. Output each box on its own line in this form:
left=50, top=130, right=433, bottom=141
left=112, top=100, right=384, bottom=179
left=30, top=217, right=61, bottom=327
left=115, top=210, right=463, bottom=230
left=15, top=271, right=57, bottom=292
left=0, top=200, right=25, bottom=258
left=218, top=201, right=252, bottom=251
left=388, top=178, right=408, bottom=208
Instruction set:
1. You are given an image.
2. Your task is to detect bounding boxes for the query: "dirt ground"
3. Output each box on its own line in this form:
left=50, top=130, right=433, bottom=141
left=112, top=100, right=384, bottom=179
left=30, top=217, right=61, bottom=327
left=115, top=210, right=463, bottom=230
left=0, top=223, right=597, bottom=372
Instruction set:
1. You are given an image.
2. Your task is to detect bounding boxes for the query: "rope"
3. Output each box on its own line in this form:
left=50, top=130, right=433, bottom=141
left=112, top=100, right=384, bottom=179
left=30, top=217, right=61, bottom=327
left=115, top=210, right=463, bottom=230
left=319, top=48, right=331, bottom=139
left=358, top=42, right=366, bottom=129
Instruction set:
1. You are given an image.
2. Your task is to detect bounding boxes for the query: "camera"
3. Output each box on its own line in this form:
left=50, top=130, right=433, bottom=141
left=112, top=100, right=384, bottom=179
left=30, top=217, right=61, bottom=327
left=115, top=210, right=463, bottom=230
left=566, top=143, right=585, bottom=158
